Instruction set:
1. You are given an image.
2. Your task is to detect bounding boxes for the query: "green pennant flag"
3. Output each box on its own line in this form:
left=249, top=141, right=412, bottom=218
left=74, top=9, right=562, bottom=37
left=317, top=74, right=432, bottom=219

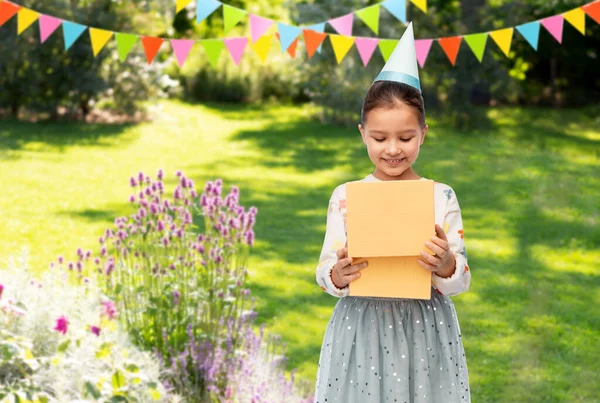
left=200, top=39, right=225, bottom=68
left=355, top=5, right=380, bottom=35
left=464, top=32, right=488, bottom=62
left=116, top=33, right=138, bottom=62
left=223, top=5, right=246, bottom=34
left=378, top=39, right=398, bottom=62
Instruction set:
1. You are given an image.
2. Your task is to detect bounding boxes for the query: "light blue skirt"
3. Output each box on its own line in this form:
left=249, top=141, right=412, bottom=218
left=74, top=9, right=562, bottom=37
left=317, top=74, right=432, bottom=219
left=314, top=290, right=470, bottom=403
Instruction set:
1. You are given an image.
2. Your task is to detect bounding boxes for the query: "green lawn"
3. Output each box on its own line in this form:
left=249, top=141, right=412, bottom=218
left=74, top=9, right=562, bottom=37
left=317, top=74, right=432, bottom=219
left=1, top=101, right=599, bottom=402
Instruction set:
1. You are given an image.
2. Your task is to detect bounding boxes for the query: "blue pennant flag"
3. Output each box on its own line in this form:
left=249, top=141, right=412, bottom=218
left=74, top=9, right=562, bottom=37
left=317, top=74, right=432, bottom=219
left=306, top=22, right=326, bottom=53
left=277, top=23, right=302, bottom=52
left=381, top=0, right=406, bottom=24
left=197, top=0, right=222, bottom=24
left=516, top=21, right=540, bottom=51
left=62, top=21, right=87, bottom=50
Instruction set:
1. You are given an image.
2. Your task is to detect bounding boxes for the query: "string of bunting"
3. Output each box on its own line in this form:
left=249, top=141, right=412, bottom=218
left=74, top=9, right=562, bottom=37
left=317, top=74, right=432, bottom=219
left=0, top=0, right=599, bottom=69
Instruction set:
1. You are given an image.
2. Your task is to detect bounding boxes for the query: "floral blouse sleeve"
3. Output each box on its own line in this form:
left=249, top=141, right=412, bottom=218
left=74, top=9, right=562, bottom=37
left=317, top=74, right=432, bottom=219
left=432, top=188, right=471, bottom=296
left=316, top=187, right=350, bottom=298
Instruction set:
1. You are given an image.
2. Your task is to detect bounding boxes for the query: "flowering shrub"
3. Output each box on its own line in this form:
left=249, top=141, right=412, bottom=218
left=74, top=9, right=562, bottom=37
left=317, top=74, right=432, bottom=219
left=0, top=251, right=172, bottom=402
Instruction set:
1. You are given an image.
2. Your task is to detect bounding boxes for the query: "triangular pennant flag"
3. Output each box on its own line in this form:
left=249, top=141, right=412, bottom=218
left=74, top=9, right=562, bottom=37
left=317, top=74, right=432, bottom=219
left=0, top=1, right=21, bottom=27
left=39, top=15, right=62, bottom=43
left=355, top=5, right=380, bottom=35
left=438, top=36, right=462, bottom=65
left=563, top=8, right=585, bottom=35
left=176, top=0, right=192, bottom=13
left=277, top=23, right=301, bottom=52
left=415, top=39, right=433, bottom=68
left=303, top=28, right=328, bottom=59
left=200, top=39, right=224, bottom=68
left=541, top=15, right=564, bottom=43
left=516, top=21, right=540, bottom=50
left=328, top=13, right=353, bottom=36
left=489, top=27, right=513, bottom=57
left=141, top=36, right=164, bottom=64
left=89, top=28, right=113, bottom=57
left=171, top=39, right=195, bottom=67
left=355, top=37, right=379, bottom=66
left=410, top=0, right=427, bottom=14
left=196, top=0, right=221, bottom=24
left=251, top=33, right=272, bottom=62
left=378, top=39, right=398, bottom=62
left=224, top=37, right=247, bottom=65
left=286, top=37, right=298, bottom=58
left=306, top=23, right=326, bottom=53
left=223, top=5, right=246, bottom=34
left=582, top=1, right=600, bottom=25
left=116, top=33, right=138, bottom=61
left=62, top=21, right=87, bottom=50
left=250, top=14, right=274, bottom=43
left=329, top=34, right=355, bottom=64
left=17, top=8, right=39, bottom=35
left=381, top=0, right=406, bottom=24
left=464, top=32, right=488, bottom=62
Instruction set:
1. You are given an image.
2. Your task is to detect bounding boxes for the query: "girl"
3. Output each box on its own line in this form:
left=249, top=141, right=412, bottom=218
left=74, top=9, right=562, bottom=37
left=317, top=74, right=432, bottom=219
left=314, top=23, right=471, bottom=403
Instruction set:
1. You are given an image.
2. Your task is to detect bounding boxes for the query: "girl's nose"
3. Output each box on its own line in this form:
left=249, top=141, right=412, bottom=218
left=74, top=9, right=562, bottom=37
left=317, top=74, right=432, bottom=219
left=386, top=141, right=400, bottom=155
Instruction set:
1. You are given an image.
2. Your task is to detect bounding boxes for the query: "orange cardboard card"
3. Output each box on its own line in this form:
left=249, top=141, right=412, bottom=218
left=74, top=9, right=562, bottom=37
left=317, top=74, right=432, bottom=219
left=346, top=180, right=435, bottom=299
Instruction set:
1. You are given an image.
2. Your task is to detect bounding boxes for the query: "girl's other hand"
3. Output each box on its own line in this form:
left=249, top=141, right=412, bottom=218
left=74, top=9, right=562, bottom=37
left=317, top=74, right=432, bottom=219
left=418, top=224, right=456, bottom=278
left=331, top=245, right=368, bottom=289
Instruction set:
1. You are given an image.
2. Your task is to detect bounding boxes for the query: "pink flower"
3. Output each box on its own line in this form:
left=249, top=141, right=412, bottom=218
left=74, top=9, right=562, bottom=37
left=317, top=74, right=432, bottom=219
left=157, top=169, right=164, bottom=180
left=0, top=284, right=4, bottom=299
left=90, top=325, right=101, bottom=336
left=101, top=300, right=118, bottom=319
left=54, top=316, right=69, bottom=335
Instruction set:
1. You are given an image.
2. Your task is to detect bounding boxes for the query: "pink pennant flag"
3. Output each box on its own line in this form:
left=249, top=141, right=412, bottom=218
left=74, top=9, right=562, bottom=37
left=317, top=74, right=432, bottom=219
left=250, top=14, right=274, bottom=43
left=328, top=13, right=354, bottom=36
left=415, top=39, right=433, bottom=68
left=224, top=37, right=248, bottom=65
left=39, top=15, right=62, bottom=43
left=171, top=39, right=195, bottom=67
left=355, top=37, right=379, bottom=66
left=541, top=15, right=564, bottom=43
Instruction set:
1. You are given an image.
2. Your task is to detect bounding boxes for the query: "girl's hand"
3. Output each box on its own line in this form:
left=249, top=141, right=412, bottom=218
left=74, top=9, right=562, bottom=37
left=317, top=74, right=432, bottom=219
left=418, top=224, right=456, bottom=278
left=331, top=245, right=368, bottom=289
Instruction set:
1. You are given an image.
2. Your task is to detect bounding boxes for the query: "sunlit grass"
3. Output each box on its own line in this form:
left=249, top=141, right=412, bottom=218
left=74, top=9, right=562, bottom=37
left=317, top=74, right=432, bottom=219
left=1, top=101, right=599, bottom=401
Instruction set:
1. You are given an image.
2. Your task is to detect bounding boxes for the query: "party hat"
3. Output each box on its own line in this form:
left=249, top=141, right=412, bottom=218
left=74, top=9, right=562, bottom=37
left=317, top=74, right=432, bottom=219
left=374, top=22, right=420, bottom=92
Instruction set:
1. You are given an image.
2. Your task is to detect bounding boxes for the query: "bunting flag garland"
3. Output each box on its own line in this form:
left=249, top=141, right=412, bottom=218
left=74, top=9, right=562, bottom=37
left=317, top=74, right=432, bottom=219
left=39, top=15, right=62, bottom=43
left=410, top=0, right=427, bottom=14
left=176, top=0, right=192, bottom=13
left=355, top=37, right=380, bottom=66
left=382, top=0, right=407, bottom=24
left=489, top=28, right=513, bottom=57
left=196, top=0, right=221, bottom=25
left=1, top=0, right=598, bottom=70
left=17, top=8, right=38, bottom=35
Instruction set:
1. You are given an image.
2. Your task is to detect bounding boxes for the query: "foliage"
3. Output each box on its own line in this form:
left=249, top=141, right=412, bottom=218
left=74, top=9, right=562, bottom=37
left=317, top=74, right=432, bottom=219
left=0, top=251, right=172, bottom=402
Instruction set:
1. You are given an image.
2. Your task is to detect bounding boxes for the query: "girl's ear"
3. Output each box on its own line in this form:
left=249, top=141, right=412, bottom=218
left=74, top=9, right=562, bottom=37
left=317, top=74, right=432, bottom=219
left=420, top=124, right=429, bottom=145
left=358, top=123, right=367, bottom=145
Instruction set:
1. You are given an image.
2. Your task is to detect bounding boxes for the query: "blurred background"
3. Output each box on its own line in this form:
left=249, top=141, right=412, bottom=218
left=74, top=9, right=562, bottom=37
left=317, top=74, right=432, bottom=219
left=1, top=0, right=599, bottom=401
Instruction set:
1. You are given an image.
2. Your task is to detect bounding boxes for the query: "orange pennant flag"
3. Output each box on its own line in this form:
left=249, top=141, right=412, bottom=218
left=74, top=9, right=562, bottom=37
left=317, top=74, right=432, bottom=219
left=141, top=36, right=164, bottom=64
left=275, top=32, right=299, bottom=58
left=0, top=1, right=21, bottom=27
left=438, top=36, right=462, bottom=65
left=303, top=29, right=328, bottom=59
left=582, top=2, right=600, bottom=25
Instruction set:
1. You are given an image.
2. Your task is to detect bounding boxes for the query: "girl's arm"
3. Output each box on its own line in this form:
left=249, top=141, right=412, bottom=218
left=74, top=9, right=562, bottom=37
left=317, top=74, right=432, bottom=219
left=316, top=189, right=350, bottom=298
left=432, top=190, right=471, bottom=296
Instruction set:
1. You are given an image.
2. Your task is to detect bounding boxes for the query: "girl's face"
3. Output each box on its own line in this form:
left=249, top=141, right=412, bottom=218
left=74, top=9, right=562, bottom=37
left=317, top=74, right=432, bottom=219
left=358, top=102, right=428, bottom=181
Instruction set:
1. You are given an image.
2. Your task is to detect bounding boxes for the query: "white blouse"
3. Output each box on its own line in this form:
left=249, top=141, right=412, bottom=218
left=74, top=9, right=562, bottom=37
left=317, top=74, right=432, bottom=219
left=316, top=174, right=471, bottom=298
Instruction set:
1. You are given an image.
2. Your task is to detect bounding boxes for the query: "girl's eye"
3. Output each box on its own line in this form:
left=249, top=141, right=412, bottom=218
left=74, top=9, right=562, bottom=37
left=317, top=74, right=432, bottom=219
left=374, top=138, right=385, bottom=142
left=401, top=138, right=412, bottom=142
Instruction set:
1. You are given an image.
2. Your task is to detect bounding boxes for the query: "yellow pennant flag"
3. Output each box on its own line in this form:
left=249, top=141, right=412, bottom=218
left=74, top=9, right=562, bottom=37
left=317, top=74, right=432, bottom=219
left=410, top=0, right=427, bottom=13
left=17, top=8, right=39, bottom=35
left=251, top=33, right=272, bottom=62
left=176, top=0, right=192, bottom=13
left=563, top=8, right=585, bottom=35
left=89, top=28, right=114, bottom=56
left=329, top=34, right=355, bottom=64
left=490, top=27, right=513, bottom=57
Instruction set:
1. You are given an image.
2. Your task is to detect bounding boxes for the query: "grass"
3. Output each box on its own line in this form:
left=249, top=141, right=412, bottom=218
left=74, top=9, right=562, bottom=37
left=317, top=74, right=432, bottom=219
left=1, top=100, right=599, bottom=402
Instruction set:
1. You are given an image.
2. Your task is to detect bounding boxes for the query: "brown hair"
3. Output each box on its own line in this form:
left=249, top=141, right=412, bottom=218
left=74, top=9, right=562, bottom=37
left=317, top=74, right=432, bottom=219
left=361, top=81, right=426, bottom=128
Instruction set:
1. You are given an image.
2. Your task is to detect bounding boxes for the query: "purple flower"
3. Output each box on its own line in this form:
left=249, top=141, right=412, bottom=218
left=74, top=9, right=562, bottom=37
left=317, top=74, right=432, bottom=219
left=145, top=176, right=152, bottom=185
left=58, top=256, right=64, bottom=264
left=76, top=248, right=83, bottom=257
left=139, top=208, right=147, bottom=218
left=174, top=187, right=183, bottom=200
left=190, top=190, right=197, bottom=198
left=129, top=195, right=136, bottom=203
left=54, top=316, right=69, bottom=335
left=157, top=220, right=165, bottom=231
left=68, top=262, right=74, bottom=271
left=94, top=257, right=100, bottom=265
left=90, top=325, right=101, bottom=336
left=196, top=244, right=205, bottom=254
left=245, top=230, right=255, bottom=246
left=101, top=300, right=118, bottom=319
left=176, top=170, right=183, bottom=177
left=76, top=262, right=83, bottom=272
left=197, top=234, right=205, bottom=242
left=138, top=191, right=145, bottom=200
left=138, top=171, right=145, bottom=183
left=145, top=187, right=152, bottom=196
left=98, top=237, right=104, bottom=244
left=157, top=169, right=164, bottom=180
left=85, top=250, right=92, bottom=259
left=49, top=262, right=55, bottom=269
left=100, top=246, right=107, bottom=256
left=173, top=290, right=181, bottom=306
left=176, top=228, right=184, bottom=238
left=130, top=177, right=137, bottom=187
left=0, top=284, right=4, bottom=300
left=163, top=237, right=170, bottom=247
